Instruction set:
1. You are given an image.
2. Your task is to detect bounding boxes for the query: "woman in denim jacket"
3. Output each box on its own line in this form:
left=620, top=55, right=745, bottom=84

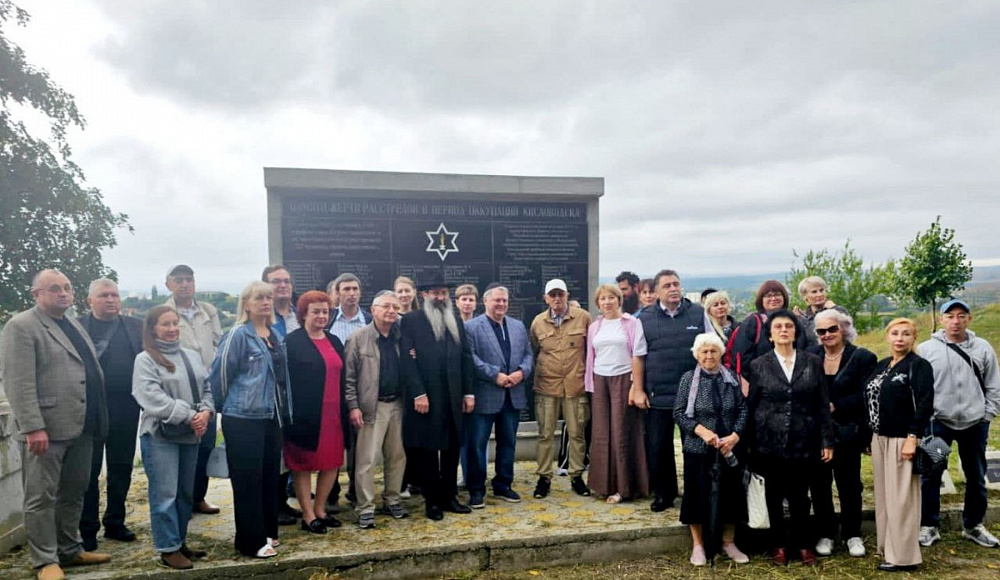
left=209, top=281, right=293, bottom=559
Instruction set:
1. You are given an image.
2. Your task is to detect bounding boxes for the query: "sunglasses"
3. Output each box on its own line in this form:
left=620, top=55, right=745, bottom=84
left=816, top=326, right=840, bottom=336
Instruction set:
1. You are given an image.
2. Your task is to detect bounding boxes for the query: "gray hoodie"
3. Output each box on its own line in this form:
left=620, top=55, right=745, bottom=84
left=918, top=329, right=1000, bottom=430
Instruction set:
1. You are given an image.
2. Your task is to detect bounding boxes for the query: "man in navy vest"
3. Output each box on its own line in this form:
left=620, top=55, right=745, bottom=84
left=636, top=269, right=704, bottom=512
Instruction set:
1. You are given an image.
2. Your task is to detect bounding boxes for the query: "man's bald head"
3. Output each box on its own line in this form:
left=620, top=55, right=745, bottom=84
left=32, top=269, right=74, bottom=318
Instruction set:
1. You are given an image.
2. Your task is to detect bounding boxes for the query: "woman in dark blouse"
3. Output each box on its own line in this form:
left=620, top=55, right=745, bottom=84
left=284, top=290, right=346, bottom=534
left=865, top=318, right=934, bottom=572
left=673, top=333, right=749, bottom=567
left=807, top=309, right=877, bottom=558
left=745, top=309, right=833, bottom=567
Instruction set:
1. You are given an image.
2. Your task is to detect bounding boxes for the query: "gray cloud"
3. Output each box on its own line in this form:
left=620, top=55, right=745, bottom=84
left=55, top=0, right=1000, bottom=289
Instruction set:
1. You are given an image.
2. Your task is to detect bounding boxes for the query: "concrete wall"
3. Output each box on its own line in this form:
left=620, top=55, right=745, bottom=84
left=0, top=402, right=26, bottom=554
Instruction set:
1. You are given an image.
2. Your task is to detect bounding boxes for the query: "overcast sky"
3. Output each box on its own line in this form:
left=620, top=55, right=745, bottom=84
left=9, top=1, right=1000, bottom=294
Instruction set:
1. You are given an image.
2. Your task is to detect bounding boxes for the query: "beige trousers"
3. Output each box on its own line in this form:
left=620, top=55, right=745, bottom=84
left=535, top=394, right=590, bottom=479
left=872, top=435, right=922, bottom=566
left=354, top=400, right=406, bottom=515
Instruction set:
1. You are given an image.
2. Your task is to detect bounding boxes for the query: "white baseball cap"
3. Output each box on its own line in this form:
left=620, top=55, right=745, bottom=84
left=544, top=279, right=568, bottom=294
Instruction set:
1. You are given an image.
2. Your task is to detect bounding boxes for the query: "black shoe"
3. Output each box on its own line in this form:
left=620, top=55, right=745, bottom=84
left=104, top=526, right=136, bottom=542
left=650, top=496, right=671, bottom=512
left=300, top=518, right=328, bottom=534
left=570, top=476, right=591, bottom=497
left=425, top=504, right=444, bottom=521
left=180, top=544, right=208, bottom=559
left=277, top=511, right=297, bottom=526
left=81, top=535, right=98, bottom=552
left=279, top=502, right=302, bottom=518
left=444, top=498, right=472, bottom=513
left=320, top=514, right=342, bottom=528
left=533, top=477, right=551, bottom=499
left=493, top=487, right=522, bottom=503
left=877, top=563, right=918, bottom=572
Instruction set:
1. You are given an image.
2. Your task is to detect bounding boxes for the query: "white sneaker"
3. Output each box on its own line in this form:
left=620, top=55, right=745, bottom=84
left=815, top=537, right=833, bottom=556
left=919, top=526, right=941, bottom=547
left=962, top=524, right=1000, bottom=548
left=847, top=537, right=866, bottom=557
left=399, top=489, right=411, bottom=499
left=723, top=542, right=750, bottom=564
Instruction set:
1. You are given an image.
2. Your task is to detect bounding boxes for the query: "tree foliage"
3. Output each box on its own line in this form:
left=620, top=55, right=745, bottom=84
left=787, top=240, right=897, bottom=332
left=0, top=1, right=131, bottom=321
left=896, top=216, right=973, bottom=330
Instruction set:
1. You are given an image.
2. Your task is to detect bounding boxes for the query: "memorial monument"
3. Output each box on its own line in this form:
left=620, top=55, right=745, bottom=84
left=265, top=168, right=603, bottom=324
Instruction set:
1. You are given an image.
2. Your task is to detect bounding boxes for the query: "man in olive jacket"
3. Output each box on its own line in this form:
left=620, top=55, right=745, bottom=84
left=529, top=279, right=592, bottom=499
left=0, top=269, right=111, bottom=579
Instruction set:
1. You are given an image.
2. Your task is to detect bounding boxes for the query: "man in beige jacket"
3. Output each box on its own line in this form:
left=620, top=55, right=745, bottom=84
left=163, top=264, right=222, bottom=514
left=529, top=279, right=592, bottom=499
left=1, top=269, right=111, bottom=580
left=344, top=290, right=408, bottom=529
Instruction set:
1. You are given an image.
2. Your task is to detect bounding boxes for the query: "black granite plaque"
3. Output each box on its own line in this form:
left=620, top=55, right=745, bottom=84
left=281, top=196, right=591, bottom=328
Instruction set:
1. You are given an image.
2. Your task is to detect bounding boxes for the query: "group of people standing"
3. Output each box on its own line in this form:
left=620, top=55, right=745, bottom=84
left=2, top=266, right=998, bottom=579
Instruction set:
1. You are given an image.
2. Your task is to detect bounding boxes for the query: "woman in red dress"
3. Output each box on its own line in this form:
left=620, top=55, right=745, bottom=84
left=283, top=291, right=346, bottom=533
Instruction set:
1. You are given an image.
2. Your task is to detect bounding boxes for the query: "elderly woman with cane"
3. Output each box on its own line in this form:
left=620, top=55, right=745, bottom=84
left=674, top=333, right=749, bottom=566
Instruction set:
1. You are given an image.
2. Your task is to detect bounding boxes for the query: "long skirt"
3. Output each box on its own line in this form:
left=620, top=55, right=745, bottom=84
left=872, top=435, right=922, bottom=566
left=588, top=373, right=650, bottom=499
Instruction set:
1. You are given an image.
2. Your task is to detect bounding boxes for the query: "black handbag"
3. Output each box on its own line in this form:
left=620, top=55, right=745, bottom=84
left=912, top=434, right=951, bottom=475
left=159, top=350, right=202, bottom=440
left=907, top=364, right=950, bottom=475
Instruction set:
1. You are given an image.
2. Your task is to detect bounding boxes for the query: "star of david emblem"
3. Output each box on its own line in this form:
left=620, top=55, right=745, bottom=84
left=425, top=222, right=459, bottom=261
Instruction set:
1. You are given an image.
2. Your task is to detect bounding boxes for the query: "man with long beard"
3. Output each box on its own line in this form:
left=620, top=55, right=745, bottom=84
left=399, top=272, right=475, bottom=520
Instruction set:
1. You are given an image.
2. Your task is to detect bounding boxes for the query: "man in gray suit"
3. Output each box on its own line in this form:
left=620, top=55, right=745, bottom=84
left=0, top=269, right=111, bottom=580
left=463, top=285, right=534, bottom=509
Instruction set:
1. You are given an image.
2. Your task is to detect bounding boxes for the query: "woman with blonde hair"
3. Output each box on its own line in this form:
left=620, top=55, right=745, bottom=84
left=702, top=290, right=738, bottom=343
left=865, top=318, right=934, bottom=572
left=209, top=281, right=293, bottom=558
left=585, top=283, right=649, bottom=503
left=795, top=276, right=847, bottom=347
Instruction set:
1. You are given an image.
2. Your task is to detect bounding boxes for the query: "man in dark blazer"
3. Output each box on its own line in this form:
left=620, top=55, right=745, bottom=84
left=0, top=269, right=111, bottom=580
left=77, top=279, right=143, bottom=551
left=399, top=272, right=475, bottom=521
left=464, top=285, right=534, bottom=509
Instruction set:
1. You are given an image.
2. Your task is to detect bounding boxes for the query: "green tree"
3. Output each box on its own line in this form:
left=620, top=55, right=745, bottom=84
left=787, top=240, right=897, bottom=332
left=896, top=216, right=974, bottom=331
left=0, top=1, right=131, bottom=322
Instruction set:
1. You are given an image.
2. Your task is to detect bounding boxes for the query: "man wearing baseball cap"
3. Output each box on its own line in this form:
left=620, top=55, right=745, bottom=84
left=529, top=279, right=592, bottom=498
left=164, top=265, right=223, bottom=515
left=917, top=298, right=1000, bottom=548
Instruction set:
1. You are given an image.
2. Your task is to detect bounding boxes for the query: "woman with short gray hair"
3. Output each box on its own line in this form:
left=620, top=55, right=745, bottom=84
left=795, top=276, right=846, bottom=347
left=673, top=333, right=749, bottom=566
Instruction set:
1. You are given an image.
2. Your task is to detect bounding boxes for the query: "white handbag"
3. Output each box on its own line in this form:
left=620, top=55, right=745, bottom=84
left=744, top=470, right=770, bottom=529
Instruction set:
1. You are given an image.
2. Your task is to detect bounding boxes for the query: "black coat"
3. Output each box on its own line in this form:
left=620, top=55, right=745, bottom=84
left=284, top=328, right=346, bottom=452
left=866, top=352, right=934, bottom=438
left=77, top=314, right=143, bottom=394
left=806, top=342, right=877, bottom=431
left=399, top=309, right=474, bottom=450
left=746, top=350, right=834, bottom=460
left=731, top=312, right=810, bottom=378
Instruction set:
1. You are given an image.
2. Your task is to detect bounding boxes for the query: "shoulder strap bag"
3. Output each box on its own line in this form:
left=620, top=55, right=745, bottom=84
left=946, top=342, right=986, bottom=394
left=907, top=362, right=951, bottom=476
left=159, top=350, right=202, bottom=440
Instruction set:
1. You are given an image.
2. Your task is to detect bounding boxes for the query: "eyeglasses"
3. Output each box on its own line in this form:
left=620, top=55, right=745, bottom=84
left=268, top=278, right=292, bottom=286
left=763, top=292, right=784, bottom=299
left=816, top=326, right=840, bottom=336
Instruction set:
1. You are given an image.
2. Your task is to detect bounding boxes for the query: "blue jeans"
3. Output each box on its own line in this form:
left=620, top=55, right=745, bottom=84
left=920, top=421, right=990, bottom=529
left=465, top=397, right=520, bottom=494
left=140, top=434, right=198, bottom=553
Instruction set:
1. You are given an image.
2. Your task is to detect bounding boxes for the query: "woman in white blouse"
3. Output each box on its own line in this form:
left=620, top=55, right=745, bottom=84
left=585, top=283, right=650, bottom=503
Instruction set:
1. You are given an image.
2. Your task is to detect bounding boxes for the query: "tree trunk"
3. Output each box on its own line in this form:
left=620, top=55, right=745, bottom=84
left=930, top=299, right=937, bottom=333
